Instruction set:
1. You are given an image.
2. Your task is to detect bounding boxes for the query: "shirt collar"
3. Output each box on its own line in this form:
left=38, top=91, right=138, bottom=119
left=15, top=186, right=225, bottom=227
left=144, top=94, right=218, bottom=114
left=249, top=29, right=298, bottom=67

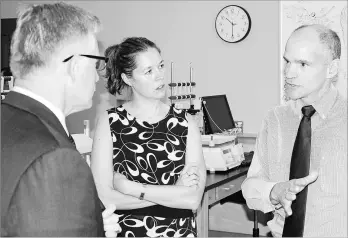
left=290, top=84, right=338, bottom=120
left=12, top=86, right=69, bottom=135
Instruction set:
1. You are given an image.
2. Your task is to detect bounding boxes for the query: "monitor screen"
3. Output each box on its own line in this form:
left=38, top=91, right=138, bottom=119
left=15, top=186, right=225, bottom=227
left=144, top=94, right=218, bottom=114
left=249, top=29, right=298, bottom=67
left=201, top=94, right=236, bottom=134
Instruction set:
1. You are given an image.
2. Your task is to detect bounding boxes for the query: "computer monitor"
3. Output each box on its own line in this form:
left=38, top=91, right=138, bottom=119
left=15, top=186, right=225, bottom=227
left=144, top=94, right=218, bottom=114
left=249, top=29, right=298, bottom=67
left=201, top=94, right=236, bottom=134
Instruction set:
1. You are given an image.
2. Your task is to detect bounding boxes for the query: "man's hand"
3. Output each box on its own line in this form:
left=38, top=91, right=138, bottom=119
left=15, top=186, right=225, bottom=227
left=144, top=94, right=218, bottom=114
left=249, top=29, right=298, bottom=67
left=102, top=204, right=121, bottom=237
left=269, top=171, right=319, bottom=217
left=176, top=165, right=200, bottom=189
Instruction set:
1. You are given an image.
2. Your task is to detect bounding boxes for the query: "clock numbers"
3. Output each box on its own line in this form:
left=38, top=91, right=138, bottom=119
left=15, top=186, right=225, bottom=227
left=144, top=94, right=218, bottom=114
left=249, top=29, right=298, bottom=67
left=215, top=5, right=251, bottom=43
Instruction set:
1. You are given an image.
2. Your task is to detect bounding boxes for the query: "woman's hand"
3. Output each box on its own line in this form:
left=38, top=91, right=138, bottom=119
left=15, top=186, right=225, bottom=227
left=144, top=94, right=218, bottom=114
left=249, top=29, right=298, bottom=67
left=176, top=165, right=200, bottom=189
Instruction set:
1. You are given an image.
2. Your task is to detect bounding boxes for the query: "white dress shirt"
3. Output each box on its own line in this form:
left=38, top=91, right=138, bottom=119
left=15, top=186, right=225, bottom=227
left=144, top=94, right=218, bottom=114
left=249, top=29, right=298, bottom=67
left=12, top=86, right=69, bottom=136
left=241, top=85, right=347, bottom=237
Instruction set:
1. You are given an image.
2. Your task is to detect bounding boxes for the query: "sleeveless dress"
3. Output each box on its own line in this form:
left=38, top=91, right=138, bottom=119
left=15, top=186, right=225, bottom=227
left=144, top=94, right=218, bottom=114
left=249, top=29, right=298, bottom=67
left=107, top=104, right=197, bottom=237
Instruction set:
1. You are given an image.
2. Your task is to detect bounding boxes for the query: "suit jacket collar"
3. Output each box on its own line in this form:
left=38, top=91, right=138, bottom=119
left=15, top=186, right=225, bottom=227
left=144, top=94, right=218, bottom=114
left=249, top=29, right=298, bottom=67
left=3, top=91, right=68, bottom=138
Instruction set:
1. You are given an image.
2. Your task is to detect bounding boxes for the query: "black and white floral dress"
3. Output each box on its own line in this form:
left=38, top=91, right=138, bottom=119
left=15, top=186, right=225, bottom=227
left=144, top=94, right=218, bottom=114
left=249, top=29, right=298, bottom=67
left=107, top=104, right=196, bottom=237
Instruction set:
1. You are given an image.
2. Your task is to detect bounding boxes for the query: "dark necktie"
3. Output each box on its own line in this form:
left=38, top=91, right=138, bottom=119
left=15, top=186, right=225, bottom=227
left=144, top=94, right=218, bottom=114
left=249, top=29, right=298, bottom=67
left=282, top=105, right=316, bottom=237
left=68, top=134, right=76, bottom=147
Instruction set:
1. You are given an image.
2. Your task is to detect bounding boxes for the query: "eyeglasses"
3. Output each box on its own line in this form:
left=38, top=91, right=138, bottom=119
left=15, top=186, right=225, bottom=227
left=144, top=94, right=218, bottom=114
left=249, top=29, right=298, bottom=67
left=63, top=54, right=109, bottom=71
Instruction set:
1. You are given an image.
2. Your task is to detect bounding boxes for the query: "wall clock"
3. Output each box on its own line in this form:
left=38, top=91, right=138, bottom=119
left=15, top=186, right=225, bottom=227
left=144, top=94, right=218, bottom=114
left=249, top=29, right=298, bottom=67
left=215, top=5, right=252, bottom=43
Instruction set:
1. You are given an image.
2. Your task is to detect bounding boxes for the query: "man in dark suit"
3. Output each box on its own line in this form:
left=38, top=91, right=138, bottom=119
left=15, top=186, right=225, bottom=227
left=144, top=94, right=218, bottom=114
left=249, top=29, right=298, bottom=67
left=1, top=2, right=120, bottom=237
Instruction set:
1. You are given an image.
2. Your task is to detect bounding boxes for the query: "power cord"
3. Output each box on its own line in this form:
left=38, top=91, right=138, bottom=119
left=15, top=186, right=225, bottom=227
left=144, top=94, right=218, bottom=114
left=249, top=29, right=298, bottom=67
left=202, top=100, right=224, bottom=133
left=202, top=100, right=238, bottom=135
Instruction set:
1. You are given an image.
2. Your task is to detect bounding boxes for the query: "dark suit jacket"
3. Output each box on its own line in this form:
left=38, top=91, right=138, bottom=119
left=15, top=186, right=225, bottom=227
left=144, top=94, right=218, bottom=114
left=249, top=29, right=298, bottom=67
left=1, top=91, right=104, bottom=236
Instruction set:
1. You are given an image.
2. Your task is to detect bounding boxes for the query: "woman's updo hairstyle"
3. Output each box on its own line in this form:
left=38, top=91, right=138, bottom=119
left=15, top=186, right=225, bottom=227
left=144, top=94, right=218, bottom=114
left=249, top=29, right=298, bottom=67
left=104, top=37, right=161, bottom=95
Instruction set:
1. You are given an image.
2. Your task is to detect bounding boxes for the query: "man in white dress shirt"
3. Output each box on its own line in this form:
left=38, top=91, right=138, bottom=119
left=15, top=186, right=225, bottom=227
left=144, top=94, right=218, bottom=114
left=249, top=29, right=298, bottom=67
left=242, top=24, right=347, bottom=237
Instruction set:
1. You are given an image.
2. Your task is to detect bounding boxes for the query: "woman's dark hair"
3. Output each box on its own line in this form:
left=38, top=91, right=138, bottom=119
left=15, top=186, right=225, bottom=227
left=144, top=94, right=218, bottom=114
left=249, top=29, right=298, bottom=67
left=104, top=37, right=161, bottom=95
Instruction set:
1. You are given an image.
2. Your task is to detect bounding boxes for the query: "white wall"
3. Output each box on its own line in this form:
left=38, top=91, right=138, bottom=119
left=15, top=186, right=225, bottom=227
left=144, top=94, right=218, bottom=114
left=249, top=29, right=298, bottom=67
left=1, top=1, right=281, bottom=134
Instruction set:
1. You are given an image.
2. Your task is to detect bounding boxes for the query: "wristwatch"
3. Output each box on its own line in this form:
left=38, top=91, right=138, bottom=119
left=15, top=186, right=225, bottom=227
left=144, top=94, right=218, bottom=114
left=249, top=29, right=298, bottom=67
left=139, top=183, right=147, bottom=200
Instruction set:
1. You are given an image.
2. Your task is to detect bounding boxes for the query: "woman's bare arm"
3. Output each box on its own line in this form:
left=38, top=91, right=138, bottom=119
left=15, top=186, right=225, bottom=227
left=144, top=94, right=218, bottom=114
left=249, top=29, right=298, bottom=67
left=91, top=110, right=156, bottom=209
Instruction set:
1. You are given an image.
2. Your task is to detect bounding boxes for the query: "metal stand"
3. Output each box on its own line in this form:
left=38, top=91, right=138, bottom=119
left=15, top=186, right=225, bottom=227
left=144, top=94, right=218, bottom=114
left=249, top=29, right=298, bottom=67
left=169, top=62, right=199, bottom=115
left=220, top=190, right=260, bottom=237
left=253, top=210, right=259, bottom=237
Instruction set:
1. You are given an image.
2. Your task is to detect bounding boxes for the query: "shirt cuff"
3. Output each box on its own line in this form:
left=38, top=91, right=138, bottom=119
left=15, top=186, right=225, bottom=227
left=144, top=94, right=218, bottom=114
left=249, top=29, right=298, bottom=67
left=261, top=181, right=278, bottom=213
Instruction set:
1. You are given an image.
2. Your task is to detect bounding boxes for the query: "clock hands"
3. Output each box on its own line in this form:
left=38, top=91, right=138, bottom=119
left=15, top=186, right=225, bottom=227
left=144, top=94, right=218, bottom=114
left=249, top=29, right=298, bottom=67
left=225, top=17, right=237, bottom=37
left=231, top=21, right=237, bottom=37
left=232, top=23, right=234, bottom=37
left=225, top=17, right=233, bottom=24
left=225, top=17, right=237, bottom=26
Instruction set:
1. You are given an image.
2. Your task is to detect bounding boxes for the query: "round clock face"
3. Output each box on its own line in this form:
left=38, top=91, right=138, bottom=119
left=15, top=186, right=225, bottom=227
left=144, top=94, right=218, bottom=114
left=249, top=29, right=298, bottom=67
left=215, top=5, right=252, bottom=43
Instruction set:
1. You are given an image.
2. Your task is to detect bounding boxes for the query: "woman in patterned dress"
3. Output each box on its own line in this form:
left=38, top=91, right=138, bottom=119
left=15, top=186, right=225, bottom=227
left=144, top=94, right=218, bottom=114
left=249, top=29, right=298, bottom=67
left=91, top=37, right=206, bottom=237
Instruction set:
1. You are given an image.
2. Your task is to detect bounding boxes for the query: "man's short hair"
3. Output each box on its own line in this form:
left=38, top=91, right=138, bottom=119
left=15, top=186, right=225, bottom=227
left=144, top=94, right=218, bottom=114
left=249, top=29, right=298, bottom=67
left=10, top=2, right=101, bottom=79
left=294, top=24, right=341, bottom=61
